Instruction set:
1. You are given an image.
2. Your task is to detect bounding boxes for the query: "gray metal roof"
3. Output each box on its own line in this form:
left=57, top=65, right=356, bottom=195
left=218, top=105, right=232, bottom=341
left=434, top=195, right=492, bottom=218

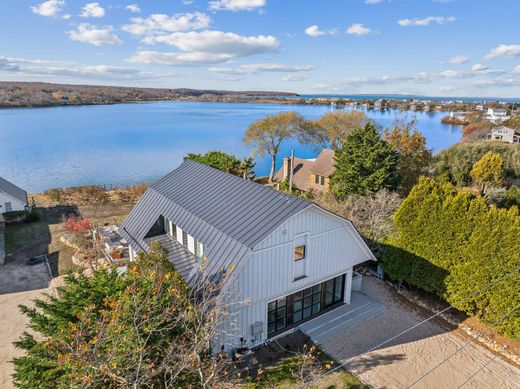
left=121, top=160, right=312, bottom=281
left=0, top=176, right=27, bottom=205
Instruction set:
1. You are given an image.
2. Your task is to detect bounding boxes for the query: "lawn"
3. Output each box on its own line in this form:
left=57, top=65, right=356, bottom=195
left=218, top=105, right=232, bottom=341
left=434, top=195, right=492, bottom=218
left=240, top=331, right=368, bottom=389
left=243, top=353, right=368, bottom=388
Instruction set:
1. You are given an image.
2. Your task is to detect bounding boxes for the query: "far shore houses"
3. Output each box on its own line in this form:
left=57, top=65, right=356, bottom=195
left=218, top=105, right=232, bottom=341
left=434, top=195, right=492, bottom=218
left=486, top=126, right=520, bottom=144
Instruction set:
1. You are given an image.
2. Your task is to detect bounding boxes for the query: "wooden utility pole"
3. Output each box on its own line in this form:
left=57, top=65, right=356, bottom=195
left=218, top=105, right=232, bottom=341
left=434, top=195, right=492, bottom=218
left=289, top=149, right=294, bottom=193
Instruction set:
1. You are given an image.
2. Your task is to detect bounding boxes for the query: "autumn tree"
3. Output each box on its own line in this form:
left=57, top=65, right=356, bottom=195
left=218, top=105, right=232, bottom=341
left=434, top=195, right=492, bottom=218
left=244, top=111, right=305, bottom=182
left=384, top=125, right=432, bottom=195
left=330, top=122, right=400, bottom=199
left=298, top=110, right=368, bottom=149
left=184, top=150, right=255, bottom=178
left=12, top=242, right=238, bottom=388
left=470, top=151, right=504, bottom=194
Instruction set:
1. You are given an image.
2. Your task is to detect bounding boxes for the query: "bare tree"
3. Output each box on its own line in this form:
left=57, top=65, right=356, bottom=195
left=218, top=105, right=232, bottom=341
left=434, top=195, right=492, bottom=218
left=299, top=110, right=368, bottom=149
left=244, top=111, right=306, bottom=182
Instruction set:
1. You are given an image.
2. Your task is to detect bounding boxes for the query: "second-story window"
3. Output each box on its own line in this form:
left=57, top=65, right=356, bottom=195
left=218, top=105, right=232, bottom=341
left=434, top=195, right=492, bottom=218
left=293, top=234, right=308, bottom=280
left=182, top=231, right=188, bottom=246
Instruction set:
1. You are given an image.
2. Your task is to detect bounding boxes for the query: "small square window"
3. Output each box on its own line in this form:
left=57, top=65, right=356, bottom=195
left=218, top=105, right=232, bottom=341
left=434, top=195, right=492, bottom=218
left=294, top=245, right=305, bottom=261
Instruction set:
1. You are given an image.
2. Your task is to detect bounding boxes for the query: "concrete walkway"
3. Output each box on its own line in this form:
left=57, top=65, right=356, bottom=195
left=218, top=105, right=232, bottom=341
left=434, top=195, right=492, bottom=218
left=299, top=291, right=386, bottom=344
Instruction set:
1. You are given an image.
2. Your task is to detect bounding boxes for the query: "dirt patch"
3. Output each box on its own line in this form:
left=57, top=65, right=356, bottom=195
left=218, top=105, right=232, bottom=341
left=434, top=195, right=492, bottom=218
left=320, top=276, right=520, bottom=389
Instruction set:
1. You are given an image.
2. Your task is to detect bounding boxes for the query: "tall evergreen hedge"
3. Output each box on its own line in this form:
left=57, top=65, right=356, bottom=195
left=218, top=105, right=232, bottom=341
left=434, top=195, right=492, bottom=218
left=383, top=177, right=520, bottom=338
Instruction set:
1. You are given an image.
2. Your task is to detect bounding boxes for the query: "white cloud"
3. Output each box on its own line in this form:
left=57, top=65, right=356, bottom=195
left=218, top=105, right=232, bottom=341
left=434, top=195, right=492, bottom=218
left=346, top=23, right=374, bottom=36
left=448, top=55, right=469, bottom=64
left=0, top=56, right=181, bottom=81
left=209, top=0, right=265, bottom=11
left=128, top=30, right=279, bottom=65
left=80, top=2, right=105, bottom=18
left=484, top=44, right=520, bottom=60
left=282, top=74, right=307, bottom=81
left=514, top=65, right=520, bottom=74
left=31, top=0, right=66, bottom=17
left=68, top=24, right=122, bottom=46
left=304, top=25, right=337, bottom=37
left=125, top=4, right=141, bottom=13
left=365, top=0, right=383, bottom=4
left=209, top=63, right=314, bottom=74
left=398, top=16, right=456, bottom=27
left=472, top=63, right=488, bottom=71
left=122, top=12, right=210, bottom=36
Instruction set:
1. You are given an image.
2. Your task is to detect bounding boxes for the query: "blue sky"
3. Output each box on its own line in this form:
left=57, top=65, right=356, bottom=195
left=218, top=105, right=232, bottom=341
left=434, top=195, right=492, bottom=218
left=1, top=0, right=519, bottom=97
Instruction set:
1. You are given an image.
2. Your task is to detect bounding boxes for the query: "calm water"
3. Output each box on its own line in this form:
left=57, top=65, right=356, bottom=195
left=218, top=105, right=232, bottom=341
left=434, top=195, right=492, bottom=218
left=0, top=101, right=461, bottom=192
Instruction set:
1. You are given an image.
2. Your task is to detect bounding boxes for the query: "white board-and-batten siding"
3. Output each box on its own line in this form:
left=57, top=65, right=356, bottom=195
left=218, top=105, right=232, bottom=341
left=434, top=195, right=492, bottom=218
left=0, top=191, right=26, bottom=213
left=232, top=205, right=373, bottom=348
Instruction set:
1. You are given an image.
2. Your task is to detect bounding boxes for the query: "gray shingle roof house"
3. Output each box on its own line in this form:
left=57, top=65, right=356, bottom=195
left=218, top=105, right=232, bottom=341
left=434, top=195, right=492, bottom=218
left=0, top=176, right=28, bottom=214
left=121, top=160, right=375, bottom=352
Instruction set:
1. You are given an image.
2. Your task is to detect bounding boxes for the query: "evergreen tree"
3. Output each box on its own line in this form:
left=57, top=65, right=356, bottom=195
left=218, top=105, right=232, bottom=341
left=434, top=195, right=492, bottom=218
left=470, top=151, right=504, bottom=193
left=330, top=122, right=400, bottom=199
left=12, top=242, right=236, bottom=388
left=184, top=150, right=255, bottom=178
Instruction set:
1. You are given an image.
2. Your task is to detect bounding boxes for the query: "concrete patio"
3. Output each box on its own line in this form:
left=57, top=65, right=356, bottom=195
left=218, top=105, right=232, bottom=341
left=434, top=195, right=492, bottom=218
left=299, top=291, right=386, bottom=344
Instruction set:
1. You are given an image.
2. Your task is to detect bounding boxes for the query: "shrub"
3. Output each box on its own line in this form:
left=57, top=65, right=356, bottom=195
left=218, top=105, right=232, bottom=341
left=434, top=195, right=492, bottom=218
left=383, top=177, right=520, bottom=338
left=433, top=141, right=520, bottom=187
left=501, top=186, right=520, bottom=208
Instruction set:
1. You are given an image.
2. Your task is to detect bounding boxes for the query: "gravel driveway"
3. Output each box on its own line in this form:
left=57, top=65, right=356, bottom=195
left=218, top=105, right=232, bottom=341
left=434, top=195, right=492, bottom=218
left=0, top=261, right=51, bottom=389
left=320, top=276, right=520, bottom=389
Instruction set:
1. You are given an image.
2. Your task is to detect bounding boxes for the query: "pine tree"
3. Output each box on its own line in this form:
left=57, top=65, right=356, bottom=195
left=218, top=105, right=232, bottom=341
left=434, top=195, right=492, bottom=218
left=330, top=122, right=400, bottom=199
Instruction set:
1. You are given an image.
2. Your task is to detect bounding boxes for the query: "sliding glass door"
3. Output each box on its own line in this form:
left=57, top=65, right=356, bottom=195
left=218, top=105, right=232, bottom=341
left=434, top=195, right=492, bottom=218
left=267, top=273, right=346, bottom=338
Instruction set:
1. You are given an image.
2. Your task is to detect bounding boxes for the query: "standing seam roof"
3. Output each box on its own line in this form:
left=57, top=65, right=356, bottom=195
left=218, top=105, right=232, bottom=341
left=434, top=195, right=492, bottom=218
left=120, top=160, right=312, bottom=281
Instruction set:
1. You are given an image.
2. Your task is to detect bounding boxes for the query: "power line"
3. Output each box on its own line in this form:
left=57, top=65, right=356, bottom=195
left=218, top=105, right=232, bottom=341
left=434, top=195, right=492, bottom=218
left=404, top=302, right=520, bottom=388
left=311, top=267, right=520, bottom=384
left=456, top=353, right=501, bottom=389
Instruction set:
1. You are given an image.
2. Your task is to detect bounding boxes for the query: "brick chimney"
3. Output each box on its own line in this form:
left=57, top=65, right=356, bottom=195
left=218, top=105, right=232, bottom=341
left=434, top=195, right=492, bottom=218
left=282, top=156, right=292, bottom=181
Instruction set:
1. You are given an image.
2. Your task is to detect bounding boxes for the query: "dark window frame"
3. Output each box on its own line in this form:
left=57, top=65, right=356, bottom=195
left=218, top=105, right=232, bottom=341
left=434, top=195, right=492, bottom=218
left=267, top=274, right=346, bottom=338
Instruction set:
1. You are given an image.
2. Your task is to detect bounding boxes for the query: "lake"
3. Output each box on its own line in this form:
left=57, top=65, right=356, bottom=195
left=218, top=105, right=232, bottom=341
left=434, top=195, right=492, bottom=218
left=0, top=101, right=461, bottom=193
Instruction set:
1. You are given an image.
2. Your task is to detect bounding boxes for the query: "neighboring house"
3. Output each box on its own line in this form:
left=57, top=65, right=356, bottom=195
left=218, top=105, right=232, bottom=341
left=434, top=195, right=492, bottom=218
left=0, top=176, right=28, bottom=214
left=486, top=126, right=520, bottom=144
left=274, top=149, right=335, bottom=192
left=0, top=214, right=5, bottom=264
left=121, top=160, right=375, bottom=352
left=486, top=108, right=510, bottom=122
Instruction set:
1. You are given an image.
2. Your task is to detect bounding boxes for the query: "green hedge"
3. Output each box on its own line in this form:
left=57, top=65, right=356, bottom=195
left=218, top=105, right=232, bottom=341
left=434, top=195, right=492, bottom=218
left=383, top=177, right=520, bottom=338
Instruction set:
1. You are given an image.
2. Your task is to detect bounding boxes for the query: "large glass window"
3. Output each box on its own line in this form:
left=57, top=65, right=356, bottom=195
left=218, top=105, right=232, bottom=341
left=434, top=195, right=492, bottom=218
left=325, top=275, right=344, bottom=308
left=267, top=274, right=346, bottom=338
left=267, top=297, right=287, bottom=336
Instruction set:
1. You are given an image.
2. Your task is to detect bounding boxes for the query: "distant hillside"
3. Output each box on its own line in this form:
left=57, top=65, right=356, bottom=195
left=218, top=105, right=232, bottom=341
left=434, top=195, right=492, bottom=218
left=0, top=81, right=298, bottom=108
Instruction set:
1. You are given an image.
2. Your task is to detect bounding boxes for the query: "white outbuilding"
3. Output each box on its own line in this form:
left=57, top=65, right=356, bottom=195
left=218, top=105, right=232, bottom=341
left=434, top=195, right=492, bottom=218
left=0, top=176, right=28, bottom=214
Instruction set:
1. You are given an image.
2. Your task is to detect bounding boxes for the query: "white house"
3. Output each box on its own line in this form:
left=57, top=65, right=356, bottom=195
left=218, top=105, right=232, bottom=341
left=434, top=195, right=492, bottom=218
left=486, top=126, right=520, bottom=144
left=0, top=176, right=28, bottom=214
left=486, top=108, right=510, bottom=122
left=120, top=161, right=376, bottom=352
